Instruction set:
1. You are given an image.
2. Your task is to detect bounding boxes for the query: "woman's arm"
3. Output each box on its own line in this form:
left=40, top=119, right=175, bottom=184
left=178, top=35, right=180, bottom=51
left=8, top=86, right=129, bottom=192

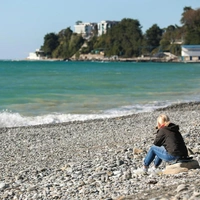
left=153, top=129, right=165, bottom=146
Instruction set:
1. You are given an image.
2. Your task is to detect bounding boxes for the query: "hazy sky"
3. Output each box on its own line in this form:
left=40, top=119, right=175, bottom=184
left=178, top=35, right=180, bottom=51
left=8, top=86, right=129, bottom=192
left=0, top=0, right=199, bottom=60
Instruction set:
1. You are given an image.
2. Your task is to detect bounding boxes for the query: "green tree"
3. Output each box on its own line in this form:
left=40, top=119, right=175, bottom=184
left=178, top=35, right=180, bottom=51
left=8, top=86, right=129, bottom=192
left=81, top=36, right=98, bottom=54
left=159, top=25, right=183, bottom=54
left=181, top=7, right=200, bottom=44
left=143, top=24, right=163, bottom=54
left=57, top=28, right=73, bottom=58
left=45, top=27, right=84, bottom=59
left=41, top=33, right=59, bottom=57
left=180, top=7, right=193, bottom=25
left=93, top=18, right=143, bottom=57
left=68, top=33, right=84, bottom=57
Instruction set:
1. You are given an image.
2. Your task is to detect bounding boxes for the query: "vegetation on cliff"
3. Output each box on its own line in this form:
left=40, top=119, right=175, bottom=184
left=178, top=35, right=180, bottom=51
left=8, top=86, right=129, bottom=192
left=40, top=6, right=200, bottom=59
left=41, top=28, right=84, bottom=59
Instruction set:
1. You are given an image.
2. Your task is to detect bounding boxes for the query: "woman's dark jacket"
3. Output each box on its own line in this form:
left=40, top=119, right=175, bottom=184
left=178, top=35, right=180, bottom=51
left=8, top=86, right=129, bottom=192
left=154, top=123, right=188, bottom=157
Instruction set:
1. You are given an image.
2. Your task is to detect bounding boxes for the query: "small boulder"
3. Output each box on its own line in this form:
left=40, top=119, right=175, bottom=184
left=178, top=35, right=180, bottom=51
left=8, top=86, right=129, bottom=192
left=163, top=159, right=200, bottom=175
left=133, top=148, right=144, bottom=155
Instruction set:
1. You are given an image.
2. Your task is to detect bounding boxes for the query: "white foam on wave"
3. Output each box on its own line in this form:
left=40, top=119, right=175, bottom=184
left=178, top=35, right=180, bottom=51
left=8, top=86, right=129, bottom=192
left=0, top=101, right=173, bottom=128
left=0, top=111, right=104, bottom=128
left=0, top=110, right=127, bottom=128
left=103, top=101, right=171, bottom=115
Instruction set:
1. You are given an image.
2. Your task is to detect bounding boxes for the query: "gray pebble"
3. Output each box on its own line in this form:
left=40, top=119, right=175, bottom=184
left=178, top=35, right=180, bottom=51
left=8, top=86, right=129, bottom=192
left=0, top=102, right=200, bottom=199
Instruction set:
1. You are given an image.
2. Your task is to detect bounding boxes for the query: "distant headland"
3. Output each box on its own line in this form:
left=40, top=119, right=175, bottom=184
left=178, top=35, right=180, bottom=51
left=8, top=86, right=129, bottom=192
left=27, top=7, right=200, bottom=63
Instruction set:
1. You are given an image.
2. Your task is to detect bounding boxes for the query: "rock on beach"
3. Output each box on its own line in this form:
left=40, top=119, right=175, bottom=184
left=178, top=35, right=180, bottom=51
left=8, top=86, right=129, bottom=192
left=0, top=102, right=200, bottom=199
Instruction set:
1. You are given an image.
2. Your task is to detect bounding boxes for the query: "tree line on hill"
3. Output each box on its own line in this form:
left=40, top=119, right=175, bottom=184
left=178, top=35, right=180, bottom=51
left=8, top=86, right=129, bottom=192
left=40, top=7, right=200, bottom=60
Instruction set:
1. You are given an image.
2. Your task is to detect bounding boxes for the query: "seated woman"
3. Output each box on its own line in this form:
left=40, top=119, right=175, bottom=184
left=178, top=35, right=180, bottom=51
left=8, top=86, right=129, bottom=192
left=143, top=114, right=189, bottom=172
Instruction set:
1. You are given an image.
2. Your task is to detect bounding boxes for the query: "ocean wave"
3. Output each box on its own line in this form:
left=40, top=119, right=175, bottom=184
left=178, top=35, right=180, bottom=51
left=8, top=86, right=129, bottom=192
left=0, top=101, right=174, bottom=128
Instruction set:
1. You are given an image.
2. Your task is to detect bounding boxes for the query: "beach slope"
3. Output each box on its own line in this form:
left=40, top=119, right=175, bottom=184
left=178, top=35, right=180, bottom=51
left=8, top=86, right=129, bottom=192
left=0, top=102, right=200, bottom=199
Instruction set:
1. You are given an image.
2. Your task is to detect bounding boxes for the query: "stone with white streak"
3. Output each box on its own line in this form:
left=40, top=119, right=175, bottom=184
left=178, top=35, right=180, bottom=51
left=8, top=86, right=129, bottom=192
left=163, top=159, right=200, bottom=175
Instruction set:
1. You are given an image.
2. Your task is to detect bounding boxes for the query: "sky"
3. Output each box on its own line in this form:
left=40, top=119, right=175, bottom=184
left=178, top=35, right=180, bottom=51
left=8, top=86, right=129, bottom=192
left=0, top=0, right=199, bottom=60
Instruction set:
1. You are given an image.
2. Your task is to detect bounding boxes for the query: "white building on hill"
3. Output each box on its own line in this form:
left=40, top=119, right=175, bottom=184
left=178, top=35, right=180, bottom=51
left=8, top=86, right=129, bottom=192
left=74, top=20, right=119, bottom=38
left=74, top=22, right=97, bottom=38
left=98, top=20, right=119, bottom=36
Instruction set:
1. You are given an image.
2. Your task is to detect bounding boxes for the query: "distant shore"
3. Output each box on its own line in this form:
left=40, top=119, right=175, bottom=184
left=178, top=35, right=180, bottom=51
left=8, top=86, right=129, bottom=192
left=24, top=56, right=200, bottom=63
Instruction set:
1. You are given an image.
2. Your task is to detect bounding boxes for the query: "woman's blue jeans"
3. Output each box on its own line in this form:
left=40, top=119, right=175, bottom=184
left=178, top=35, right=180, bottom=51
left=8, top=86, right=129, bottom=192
left=144, top=145, right=180, bottom=167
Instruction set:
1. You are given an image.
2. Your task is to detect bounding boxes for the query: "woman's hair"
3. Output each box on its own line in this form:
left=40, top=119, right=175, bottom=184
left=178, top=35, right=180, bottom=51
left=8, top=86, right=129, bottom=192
left=157, top=114, right=170, bottom=127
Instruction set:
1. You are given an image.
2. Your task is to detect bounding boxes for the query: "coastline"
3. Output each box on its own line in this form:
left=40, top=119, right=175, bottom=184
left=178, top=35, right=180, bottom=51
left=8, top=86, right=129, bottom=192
left=0, top=101, right=200, bottom=199
left=24, top=56, right=200, bottom=63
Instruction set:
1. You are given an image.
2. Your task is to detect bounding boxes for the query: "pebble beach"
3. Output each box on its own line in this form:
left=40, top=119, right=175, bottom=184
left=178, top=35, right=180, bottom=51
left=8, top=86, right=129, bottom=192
left=0, top=102, right=200, bottom=200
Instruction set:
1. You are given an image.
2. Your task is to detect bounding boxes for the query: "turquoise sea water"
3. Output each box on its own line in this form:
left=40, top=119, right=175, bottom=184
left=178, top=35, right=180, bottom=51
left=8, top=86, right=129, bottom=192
left=1, top=60, right=200, bottom=127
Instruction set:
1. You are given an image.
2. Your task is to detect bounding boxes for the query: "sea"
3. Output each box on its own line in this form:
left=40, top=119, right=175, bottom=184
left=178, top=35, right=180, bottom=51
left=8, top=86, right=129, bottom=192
left=1, top=60, right=200, bottom=128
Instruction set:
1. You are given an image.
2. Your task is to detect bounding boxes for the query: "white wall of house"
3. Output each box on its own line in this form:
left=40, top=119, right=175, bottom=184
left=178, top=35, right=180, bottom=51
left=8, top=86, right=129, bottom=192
left=27, top=49, right=45, bottom=60
left=74, top=23, right=97, bottom=38
left=74, top=20, right=119, bottom=37
left=98, top=20, right=119, bottom=36
left=181, top=45, right=200, bottom=61
left=181, top=45, right=200, bottom=56
left=27, top=52, right=40, bottom=60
